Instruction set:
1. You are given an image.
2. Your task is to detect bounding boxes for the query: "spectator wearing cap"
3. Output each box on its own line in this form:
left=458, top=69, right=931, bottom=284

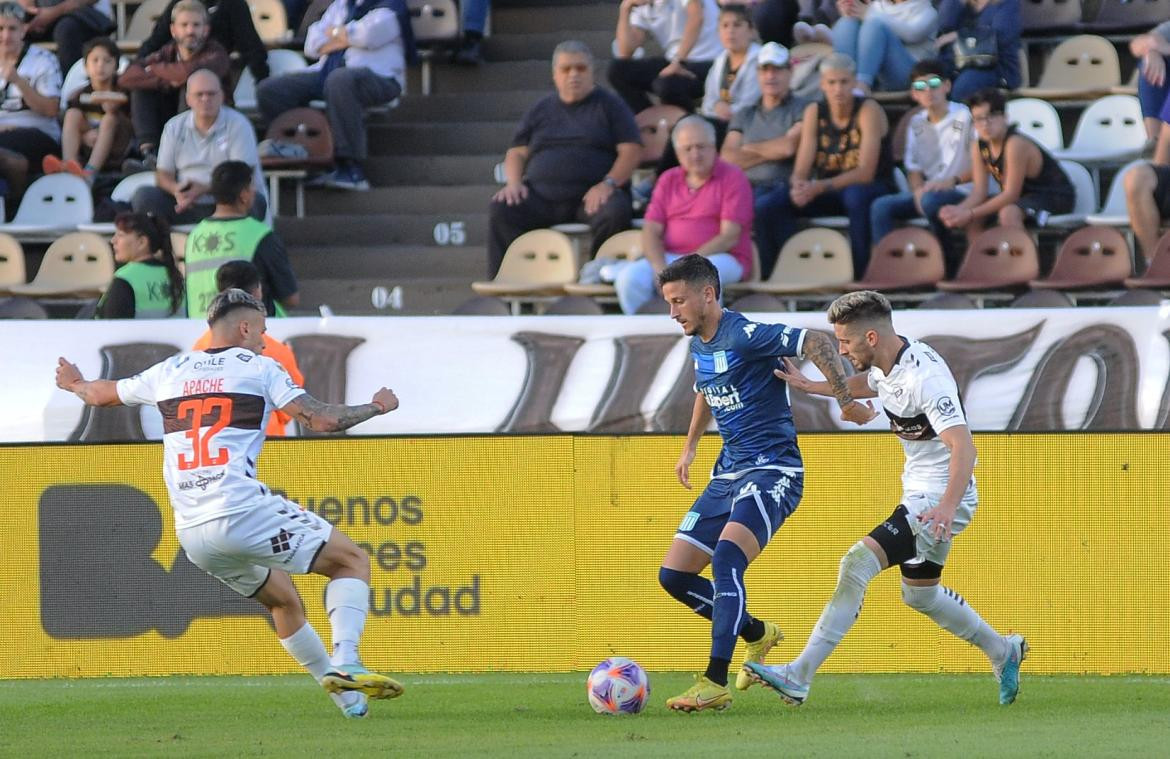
left=0, top=1, right=62, bottom=202
left=610, top=0, right=723, bottom=113
left=720, top=41, right=808, bottom=277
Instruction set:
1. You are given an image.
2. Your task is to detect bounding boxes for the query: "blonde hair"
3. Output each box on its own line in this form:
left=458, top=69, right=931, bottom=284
left=827, top=290, right=893, bottom=327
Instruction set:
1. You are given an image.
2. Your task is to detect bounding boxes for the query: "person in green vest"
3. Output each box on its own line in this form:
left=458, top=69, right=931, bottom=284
left=184, top=160, right=300, bottom=318
left=96, top=212, right=186, bottom=319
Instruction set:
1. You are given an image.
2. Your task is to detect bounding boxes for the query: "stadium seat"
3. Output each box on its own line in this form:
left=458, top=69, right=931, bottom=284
left=1085, top=159, right=1145, bottom=226
left=564, top=229, right=643, bottom=300
left=739, top=228, right=852, bottom=300
left=1109, top=288, right=1163, bottom=306
left=544, top=295, right=605, bottom=315
left=1081, top=0, right=1170, bottom=32
left=235, top=50, right=308, bottom=112
left=4, top=174, right=94, bottom=242
left=261, top=107, right=335, bottom=217
left=451, top=295, right=511, bottom=315
left=635, top=297, right=669, bottom=314
left=1124, top=230, right=1170, bottom=289
left=471, top=229, right=577, bottom=314
left=1016, top=35, right=1120, bottom=100
left=7, top=232, right=114, bottom=298
left=1029, top=225, right=1132, bottom=290
left=0, top=296, right=48, bottom=319
left=409, top=0, right=460, bottom=95
left=1020, top=0, right=1081, bottom=32
left=60, top=58, right=86, bottom=108
left=729, top=292, right=786, bottom=311
left=850, top=228, right=945, bottom=291
left=120, top=0, right=170, bottom=51
left=1010, top=289, right=1074, bottom=308
left=1046, top=160, right=1096, bottom=228
left=0, top=233, right=26, bottom=295
left=918, top=292, right=978, bottom=309
left=1052, top=95, right=1146, bottom=165
left=1005, top=98, right=1064, bottom=152
left=937, top=227, right=1039, bottom=293
left=77, top=172, right=157, bottom=235
left=250, top=0, right=292, bottom=45
left=635, top=105, right=687, bottom=166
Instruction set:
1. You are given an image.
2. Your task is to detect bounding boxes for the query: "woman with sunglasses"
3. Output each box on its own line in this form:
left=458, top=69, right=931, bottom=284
left=870, top=59, right=973, bottom=275
left=96, top=212, right=186, bottom=319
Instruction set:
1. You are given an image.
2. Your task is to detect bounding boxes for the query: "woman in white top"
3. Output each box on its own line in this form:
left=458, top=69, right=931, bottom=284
left=0, top=1, right=63, bottom=198
left=831, top=0, right=938, bottom=94
left=700, top=4, right=761, bottom=123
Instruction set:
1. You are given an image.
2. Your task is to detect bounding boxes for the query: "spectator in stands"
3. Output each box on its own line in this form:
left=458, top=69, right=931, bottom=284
left=610, top=0, right=723, bottom=113
left=700, top=4, right=760, bottom=123
left=720, top=41, right=808, bottom=277
left=832, top=0, right=937, bottom=95
left=755, top=53, right=893, bottom=277
left=1122, top=126, right=1170, bottom=267
left=870, top=59, right=972, bottom=273
left=753, top=1, right=838, bottom=47
left=132, top=68, right=266, bottom=223
left=935, top=0, right=1020, bottom=102
left=96, top=211, right=186, bottom=318
left=44, top=37, right=130, bottom=181
left=938, top=88, right=1073, bottom=241
left=1130, top=22, right=1170, bottom=143
left=0, top=1, right=62, bottom=202
left=257, top=0, right=406, bottom=192
left=185, top=159, right=297, bottom=317
left=139, top=0, right=270, bottom=85
left=121, top=0, right=231, bottom=159
left=191, top=259, right=305, bottom=437
left=454, top=0, right=489, bottom=66
left=487, top=40, right=641, bottom=278
left=615, top=115, right=752, bottom=314
left=21, top=0, right=114, bottom=74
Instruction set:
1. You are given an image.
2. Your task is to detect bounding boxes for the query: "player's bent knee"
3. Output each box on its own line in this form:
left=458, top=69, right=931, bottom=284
left=901, top=582, right=940, bottom=612
left=837, top=541, right=880, bottom=589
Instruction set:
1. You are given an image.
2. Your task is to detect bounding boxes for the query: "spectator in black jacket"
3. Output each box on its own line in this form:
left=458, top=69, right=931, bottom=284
left=137, top=0, right=269, bottom=83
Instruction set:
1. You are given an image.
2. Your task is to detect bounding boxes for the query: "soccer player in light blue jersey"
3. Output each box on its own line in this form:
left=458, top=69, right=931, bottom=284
left=655, top=254, right=875, bottom=712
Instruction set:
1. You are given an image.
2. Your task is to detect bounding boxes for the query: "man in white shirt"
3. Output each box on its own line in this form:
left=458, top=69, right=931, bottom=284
left=55, top=288, right=405, bottom=719
left=869, top=59, right=972, bottom=273
left=610, top=0, right=723, bottom=113
left=257, top=0, right=405, bottom=191
left=747, top=290, right=1027, bottom=708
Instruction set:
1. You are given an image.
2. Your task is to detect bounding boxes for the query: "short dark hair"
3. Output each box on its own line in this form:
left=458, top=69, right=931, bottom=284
left=827, top=290, right=893, bottom=327
left=114, top=211, right=184, bottom=315
left=966, top=87, right=1006, bottom=114
left=210, top=160, right=254, bottom=205
left=657, top=254, right=721, bottom=299
left=207, top=287, right=264, bottom=325
left=82, top=37, right=119, bottom=66
left=717, top=4, right=753, bottom=25
left=215, top=259, right=261, bottom=294
left=909, top=58, right=948, bottom=83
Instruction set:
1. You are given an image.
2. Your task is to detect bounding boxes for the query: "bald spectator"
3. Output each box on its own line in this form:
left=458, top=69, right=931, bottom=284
left=488, top=40, right=641, bottom=278
left=132, top=69, right=266, bottom=224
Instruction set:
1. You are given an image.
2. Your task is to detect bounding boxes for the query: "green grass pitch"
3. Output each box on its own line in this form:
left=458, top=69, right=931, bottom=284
left=3, top=673, right=1168, bottom=757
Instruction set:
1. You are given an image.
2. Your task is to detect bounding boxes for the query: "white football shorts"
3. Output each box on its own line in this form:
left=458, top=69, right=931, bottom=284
left=177, top=494, right=334, bottom=596
left=901, top=480, right=978, bottom=567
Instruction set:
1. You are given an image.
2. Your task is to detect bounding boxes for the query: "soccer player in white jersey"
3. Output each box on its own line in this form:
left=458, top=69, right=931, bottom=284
left=744, top=290, right=1027, bottom=706
left=55, top=289, right=401, bottom=719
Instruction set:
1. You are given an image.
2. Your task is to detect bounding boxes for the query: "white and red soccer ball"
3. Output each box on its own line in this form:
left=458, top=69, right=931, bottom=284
left=586, top=657, right=650, bottom=714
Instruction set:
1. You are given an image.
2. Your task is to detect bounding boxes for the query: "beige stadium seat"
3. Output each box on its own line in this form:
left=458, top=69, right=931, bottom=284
left=1016, top=35, right=1120, bottom=100
left=0, top=233, right=26, bottom=295
left=408, top=0, right=460, bottom=95
left=120, top=0, right=171, bottom=51
left=7, top=233, right=114, bottom=298
left=564, top=229, right=643, bottom=299
left=471, top=229, right=577, bottom=313
left=740, top=228, right=852, bottom=296
left=250, top=0, right=292, bottom=44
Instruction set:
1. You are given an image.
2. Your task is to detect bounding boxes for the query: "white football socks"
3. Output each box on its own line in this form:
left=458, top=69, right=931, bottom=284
left=280, top=622, right=332, bottom=680
left=901, top=582, right=1010, bottom=664
left=325, top=577, right=370, bottom=667
left=790, top=542, right=882, bottom=684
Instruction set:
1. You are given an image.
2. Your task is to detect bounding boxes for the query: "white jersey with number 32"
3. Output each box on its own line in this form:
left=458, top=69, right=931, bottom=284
left=866, top=338, right=971, bottom=494
left=116, top=347, right=306, bottom=529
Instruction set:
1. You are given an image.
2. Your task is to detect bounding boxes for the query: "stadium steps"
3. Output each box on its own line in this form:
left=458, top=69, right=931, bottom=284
left=286, top=0, right=621, bottom=315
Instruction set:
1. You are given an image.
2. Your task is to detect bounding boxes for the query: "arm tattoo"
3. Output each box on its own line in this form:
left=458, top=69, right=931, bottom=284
left=292, top=395, right=380, bottom=433
left=803, top=331, right=854, bottom=407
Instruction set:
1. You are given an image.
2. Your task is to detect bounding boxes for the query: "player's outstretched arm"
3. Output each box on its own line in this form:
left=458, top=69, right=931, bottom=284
left=791, top=332, right=878, bottom=425
left=55, top=358, right=123, bottom=407
left=282, top=387, right=398, bottom=433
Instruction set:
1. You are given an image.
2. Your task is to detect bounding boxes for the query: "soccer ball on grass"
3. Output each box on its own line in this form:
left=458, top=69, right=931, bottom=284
left=586, top=657, right=650, bottom=714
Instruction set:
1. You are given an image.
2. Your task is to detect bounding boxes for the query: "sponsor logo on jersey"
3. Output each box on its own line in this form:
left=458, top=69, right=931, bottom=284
left=703, top=384, right=744, bottom=412
left=237, top=353, right=253, bottom=363
left=177, top=471, right=227, bottom=492
left=192, top=356, right=226, bottom=371
left=936, top=396, right=958, bottom=418
left=768, top=475, right=791, bottom=505
left=743, top=323, right=758, bottom=339
left=713, top=351, right=728, bottom=373
left=679, top=511, right=700, bottom=532
left=269, top=528, right=294, bottom=554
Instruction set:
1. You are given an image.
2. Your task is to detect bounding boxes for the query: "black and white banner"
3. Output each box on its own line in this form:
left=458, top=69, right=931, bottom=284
left=5, top=305, right=1169, bottom=442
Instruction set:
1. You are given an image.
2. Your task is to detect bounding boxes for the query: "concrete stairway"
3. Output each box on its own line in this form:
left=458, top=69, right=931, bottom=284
left=277, top=0, right=620, bottom=315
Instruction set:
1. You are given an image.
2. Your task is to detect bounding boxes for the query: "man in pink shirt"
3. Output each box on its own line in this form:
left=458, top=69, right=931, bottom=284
left=617, top=115, right=753, bottom=314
